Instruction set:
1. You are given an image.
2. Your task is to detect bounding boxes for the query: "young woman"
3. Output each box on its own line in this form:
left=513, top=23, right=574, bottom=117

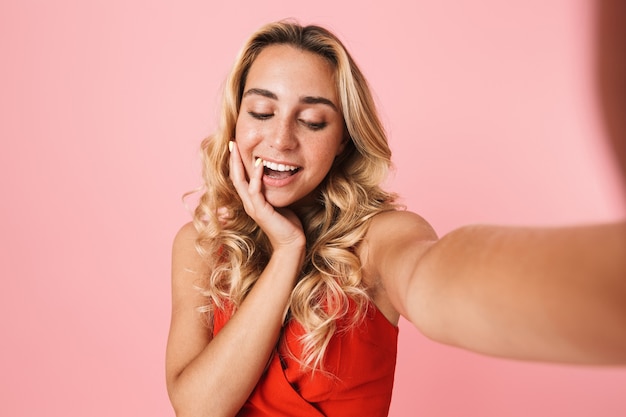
left=166, top=21, right=626, bottom=417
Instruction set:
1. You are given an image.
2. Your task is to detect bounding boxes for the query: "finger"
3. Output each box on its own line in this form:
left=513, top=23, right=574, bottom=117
left=248, top=157, right=264, bottom=195
left=229, top=141, right=274, bottom=222
left=229, top=141, right=253, bottom=204
left=245, top=157, right=271, bottom=218
left=229, top=141, right=245, bottom=182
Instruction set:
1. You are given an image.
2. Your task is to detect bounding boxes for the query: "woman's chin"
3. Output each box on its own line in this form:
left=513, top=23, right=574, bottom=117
left=264, top=191, right=317, bottom=210
left=263, top=193, right=294, bottom=209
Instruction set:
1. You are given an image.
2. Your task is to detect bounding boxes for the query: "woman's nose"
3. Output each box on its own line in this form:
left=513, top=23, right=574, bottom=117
left=270, top=119, right=297, bottom=150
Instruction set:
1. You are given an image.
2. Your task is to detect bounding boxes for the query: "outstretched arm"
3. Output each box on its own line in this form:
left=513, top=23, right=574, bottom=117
left=368, top=211, right=626, bottom=364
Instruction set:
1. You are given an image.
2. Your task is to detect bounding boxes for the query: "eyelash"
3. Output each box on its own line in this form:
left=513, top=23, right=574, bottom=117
left=303, top=121, right=327, bottom=131
left=248, top=111, right=273, bottom=120
left=247, top=111, right=327, bottom=131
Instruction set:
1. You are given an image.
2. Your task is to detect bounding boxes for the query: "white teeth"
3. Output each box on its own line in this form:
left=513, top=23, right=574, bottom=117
left=262, top=160, right=298, bottom=172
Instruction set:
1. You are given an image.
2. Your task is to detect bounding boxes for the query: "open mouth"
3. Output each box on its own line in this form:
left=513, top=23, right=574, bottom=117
left=262, top=160, right=301, bottom=180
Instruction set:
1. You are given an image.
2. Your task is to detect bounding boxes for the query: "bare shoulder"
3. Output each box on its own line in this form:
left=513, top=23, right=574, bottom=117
left=171, top=221, right=206, bottom=299
left=172, top=221, right=208, bottom=272
left=363, top=209, right=438, bottom=273
left=367, top=209, right=438, bottom=243
left=360, top=210, right=438, bottom=322
left=173, top=221, right=200, bottom=255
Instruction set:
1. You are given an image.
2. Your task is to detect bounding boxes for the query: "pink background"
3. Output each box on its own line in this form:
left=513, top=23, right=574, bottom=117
left=1, top=0, right=625, bottom=416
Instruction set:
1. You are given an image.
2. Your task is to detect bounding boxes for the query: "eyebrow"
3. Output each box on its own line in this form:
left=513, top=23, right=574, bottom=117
left=242, top=88, right=339, bottom=112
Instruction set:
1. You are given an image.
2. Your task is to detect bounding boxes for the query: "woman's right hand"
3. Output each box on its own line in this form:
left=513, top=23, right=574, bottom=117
left=229, top=140, right=306, bottom=252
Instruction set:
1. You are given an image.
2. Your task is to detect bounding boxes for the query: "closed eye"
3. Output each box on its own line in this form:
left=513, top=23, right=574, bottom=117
left=248, top=111, right=273, bottom=120
left=300, top=120, right=327, bottom=131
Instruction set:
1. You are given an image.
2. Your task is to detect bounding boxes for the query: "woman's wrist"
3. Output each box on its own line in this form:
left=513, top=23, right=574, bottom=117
left=270, top=243, right=306, bottom=269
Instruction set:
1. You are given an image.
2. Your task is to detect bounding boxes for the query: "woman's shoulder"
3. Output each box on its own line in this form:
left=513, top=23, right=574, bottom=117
left=173, top=221, right=200, bottom=252
left=358, top=209, right=437, bottom=323
left=172, top=222, right=205, bottom=274
left=367, top=209, right=438, bottom=242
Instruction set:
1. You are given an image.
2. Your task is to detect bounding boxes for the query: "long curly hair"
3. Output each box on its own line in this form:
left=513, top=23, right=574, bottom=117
left=193, top=20, right=399, bottom=371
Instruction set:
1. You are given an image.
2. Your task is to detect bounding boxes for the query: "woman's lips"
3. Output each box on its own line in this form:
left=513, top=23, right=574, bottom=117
left=257, top=158, right=301, bottom=185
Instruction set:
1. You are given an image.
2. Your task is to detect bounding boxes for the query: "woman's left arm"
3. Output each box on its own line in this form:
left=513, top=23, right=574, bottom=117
left=368, top=211, right=626, bottom=364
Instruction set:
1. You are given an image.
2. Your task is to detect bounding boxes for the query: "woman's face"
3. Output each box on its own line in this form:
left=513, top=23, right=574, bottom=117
left=234, top=44, right=346, bottom=208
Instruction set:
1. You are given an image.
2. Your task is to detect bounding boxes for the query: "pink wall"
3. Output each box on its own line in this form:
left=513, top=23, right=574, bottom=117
left=1, top=0, right=624, bottom=416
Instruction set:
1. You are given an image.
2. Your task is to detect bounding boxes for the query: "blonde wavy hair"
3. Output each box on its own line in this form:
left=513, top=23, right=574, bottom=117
left=193, top=20, right=398, bottom=370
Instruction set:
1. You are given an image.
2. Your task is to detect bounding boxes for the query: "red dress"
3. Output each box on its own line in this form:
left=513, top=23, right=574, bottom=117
left=213, top=302, right=399, bottom=416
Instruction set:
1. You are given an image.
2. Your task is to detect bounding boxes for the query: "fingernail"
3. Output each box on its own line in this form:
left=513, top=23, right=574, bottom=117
left=228, top=141, right=234, bottom=153
left=255, top=157, right=262, bottom=167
